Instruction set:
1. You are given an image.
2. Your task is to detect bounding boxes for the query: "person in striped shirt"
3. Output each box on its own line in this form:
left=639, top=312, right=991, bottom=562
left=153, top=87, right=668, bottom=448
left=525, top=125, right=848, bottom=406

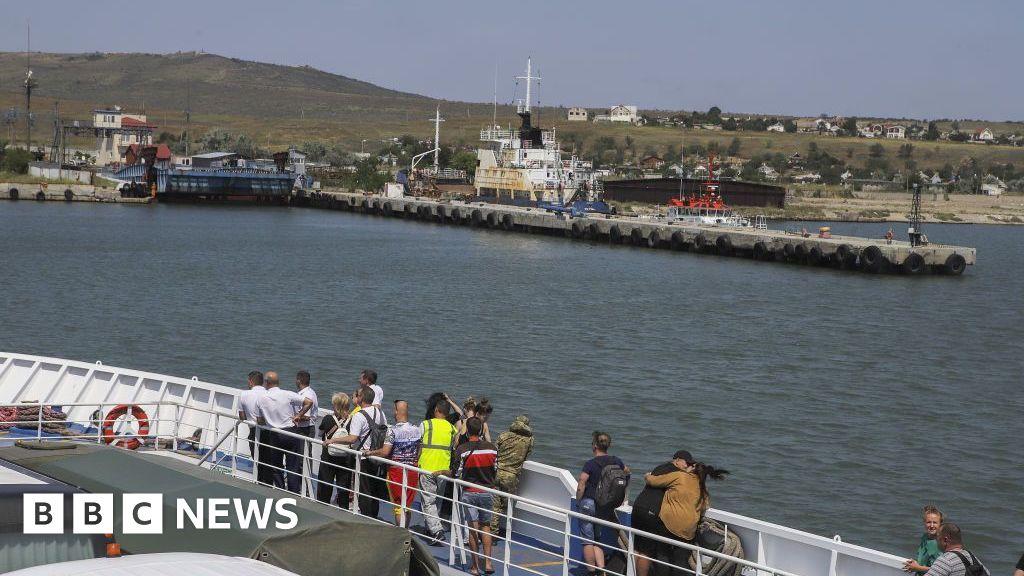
left=452, top=417, right=497, bottom=575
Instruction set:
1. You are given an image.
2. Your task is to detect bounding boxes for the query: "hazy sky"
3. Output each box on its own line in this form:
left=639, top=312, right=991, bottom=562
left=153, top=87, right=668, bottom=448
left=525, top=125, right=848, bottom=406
left=1, top=0, right=1020, bottom=121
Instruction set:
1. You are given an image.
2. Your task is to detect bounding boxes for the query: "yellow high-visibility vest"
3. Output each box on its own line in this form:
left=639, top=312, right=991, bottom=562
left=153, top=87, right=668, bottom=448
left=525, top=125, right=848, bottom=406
left=418, top=418, right=456, bottom=473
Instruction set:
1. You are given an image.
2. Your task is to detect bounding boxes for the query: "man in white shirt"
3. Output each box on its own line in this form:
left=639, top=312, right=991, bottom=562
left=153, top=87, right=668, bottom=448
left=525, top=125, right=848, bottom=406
left=334, top=385, right=388, bottom=519
left=237, top=371, right=266, bottom=479
left=256, top=371, right=313, bottom=493
left=294, top=370, right=319, bottom=444
left=360, top=369, right=383, bottom=407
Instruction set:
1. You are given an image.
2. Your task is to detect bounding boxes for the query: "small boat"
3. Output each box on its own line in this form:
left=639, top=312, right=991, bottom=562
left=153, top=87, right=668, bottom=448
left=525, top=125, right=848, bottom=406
left=666, top=153, right=753, bottom=228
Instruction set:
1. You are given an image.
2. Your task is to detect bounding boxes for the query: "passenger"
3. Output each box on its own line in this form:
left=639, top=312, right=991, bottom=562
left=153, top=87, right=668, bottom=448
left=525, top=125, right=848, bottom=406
left=490, top=415, right=534, bottom=537
left=576, top=431, right=630, bottom=576
left=317, top=392, right=353, bottom=509
left=450, top=395, right=477, bottom=443
left=903, top=505, right=944, bottom=575
left=350, top=387, right=363, bottom=416
left=363, top=399, right=422, bottom=526
left=360, top=369, right=383, bottom=407
left=416, top=394, right=457, bottom=546
left=452, top=417, right=497, bottom=576
left=331, top=385, right=388, bottom=520
left=633, top=451, right=729, bottom=576
left=475, top=398, right=493, bottom=442
left=1015, top=552, right=1024, bottom=576
left=255, top=371, right=314, bottom=492
left=923, top=522, right=990, bottom=576
left=294, top=370, right=319, bottom=450
left=237, top=370, right=265, bottom=461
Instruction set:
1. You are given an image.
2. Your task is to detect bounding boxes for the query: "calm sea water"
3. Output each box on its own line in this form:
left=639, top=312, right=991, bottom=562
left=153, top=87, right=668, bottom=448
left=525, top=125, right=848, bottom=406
left=1, top=202, right=1021, bottom=572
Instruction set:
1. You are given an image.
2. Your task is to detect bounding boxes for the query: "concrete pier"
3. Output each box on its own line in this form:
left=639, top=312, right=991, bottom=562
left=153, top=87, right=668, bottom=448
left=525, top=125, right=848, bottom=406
left=297, top=190, right=977, bottom=275
left=3, top=183, right=150, bottom=204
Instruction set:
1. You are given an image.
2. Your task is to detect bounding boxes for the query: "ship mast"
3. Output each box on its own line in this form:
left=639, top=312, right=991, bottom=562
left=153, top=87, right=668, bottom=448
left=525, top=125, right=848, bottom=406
left=516, top=57, right=541, bottom=114
left=431, top=105, right=445, bottom=170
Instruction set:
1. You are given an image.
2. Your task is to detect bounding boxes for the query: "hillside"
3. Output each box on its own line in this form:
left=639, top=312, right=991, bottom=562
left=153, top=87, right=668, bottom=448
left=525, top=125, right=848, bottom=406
left=0, top=51, right=453, bottom=121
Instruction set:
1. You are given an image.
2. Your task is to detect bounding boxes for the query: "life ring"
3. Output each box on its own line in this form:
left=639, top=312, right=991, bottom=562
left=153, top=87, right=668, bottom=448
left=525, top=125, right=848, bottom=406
left=102, top=404, right=150, bottom=450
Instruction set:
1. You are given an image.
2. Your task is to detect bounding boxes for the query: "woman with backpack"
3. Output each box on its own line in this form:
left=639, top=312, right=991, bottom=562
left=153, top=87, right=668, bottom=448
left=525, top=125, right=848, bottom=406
left=632, top=450, right=729, bottom=576
left=317, top=392, right=353, bottom=509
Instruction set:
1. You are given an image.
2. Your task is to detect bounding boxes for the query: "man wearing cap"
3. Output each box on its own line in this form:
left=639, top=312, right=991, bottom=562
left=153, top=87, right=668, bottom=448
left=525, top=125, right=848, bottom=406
left=490, top=415, right=534, bottom=536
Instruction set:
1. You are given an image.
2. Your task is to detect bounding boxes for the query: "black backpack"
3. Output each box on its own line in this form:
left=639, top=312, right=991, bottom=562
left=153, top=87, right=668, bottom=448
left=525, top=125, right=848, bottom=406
left=951, top=551, right=986, bottom=576
left=594, top=458, right=630, bottom=507
left=356, top=408, right=387, bottom=451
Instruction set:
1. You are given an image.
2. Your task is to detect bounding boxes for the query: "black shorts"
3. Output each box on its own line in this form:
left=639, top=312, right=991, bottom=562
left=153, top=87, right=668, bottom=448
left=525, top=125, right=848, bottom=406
left=631, top=506, right=667, bottom=556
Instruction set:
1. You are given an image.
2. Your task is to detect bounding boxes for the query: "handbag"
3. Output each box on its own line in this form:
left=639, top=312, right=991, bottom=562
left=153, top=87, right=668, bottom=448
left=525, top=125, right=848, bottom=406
left=325, top=414, right=350, bottom=457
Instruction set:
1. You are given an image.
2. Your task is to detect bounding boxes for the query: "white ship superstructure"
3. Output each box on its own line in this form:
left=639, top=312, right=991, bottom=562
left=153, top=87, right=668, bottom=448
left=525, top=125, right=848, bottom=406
left=474, top=59, right=594, bottom=205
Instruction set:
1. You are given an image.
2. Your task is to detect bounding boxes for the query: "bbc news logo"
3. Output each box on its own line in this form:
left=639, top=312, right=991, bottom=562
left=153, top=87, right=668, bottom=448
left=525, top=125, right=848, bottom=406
left=24, top=494, right=298, bottom=534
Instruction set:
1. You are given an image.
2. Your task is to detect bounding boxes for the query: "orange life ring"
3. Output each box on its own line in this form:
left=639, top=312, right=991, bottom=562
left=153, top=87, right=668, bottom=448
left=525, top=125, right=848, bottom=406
left=102, top=404, right=150, bottom=450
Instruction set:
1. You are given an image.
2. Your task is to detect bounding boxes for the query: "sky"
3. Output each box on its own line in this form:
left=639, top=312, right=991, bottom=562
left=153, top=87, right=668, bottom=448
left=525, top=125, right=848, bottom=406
left=0, top=0, right=1021, bottom=121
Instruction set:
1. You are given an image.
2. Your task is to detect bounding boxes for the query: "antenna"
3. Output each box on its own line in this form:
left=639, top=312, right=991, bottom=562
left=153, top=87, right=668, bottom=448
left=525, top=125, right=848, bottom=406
left=184, top=77, right=191, bottom=157
left=429, top=105, right=445, bottom=170
left=24, top=19, right=37, bottom=153
left=515, top=57, right=541, bottom=113
left=492, top=63, right=498, bottom=128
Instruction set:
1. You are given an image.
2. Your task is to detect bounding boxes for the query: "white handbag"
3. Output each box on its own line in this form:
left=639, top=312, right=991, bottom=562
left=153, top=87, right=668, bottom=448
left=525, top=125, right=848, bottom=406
left=325, top=415, right=350, bottom=457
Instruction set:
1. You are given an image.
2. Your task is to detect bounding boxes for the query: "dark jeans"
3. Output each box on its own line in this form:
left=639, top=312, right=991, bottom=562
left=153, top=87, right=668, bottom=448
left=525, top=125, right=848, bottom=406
left=357, top=460, right=387, bottom=520
left=277, top=426, right=304, bottom=494
left=255, top=428, right=282, bottom=488
left=317, top=453, right=353, bottom=510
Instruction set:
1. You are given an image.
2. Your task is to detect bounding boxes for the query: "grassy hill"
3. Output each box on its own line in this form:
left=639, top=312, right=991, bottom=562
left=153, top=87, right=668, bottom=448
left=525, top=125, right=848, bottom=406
left=0, top=51, right=1021, bottom=182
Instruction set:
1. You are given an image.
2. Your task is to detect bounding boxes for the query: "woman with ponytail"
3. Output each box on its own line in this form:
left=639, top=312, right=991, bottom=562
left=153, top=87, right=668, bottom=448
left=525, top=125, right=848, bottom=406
left=633, top=450, right=729, bottom=576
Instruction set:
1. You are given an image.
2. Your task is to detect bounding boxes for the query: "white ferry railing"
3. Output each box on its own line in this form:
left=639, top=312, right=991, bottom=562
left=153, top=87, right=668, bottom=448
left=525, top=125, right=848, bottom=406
left=1, top=400, right=907, bottom=576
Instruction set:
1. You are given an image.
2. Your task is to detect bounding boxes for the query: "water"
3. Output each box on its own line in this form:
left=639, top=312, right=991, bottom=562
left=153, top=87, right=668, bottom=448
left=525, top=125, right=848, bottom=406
left=1, top=202, right=1021, bottom=572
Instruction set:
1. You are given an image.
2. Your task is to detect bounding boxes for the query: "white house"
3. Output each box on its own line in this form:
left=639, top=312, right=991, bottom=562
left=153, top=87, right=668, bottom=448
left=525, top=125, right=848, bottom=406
left=91, top=106, right=154, bottom=166
left=884, top=125, right=906, bottom=139
left=757, top=163, right=779, bottom=181
left=973, top=128, right=994, bottom=142
left=766, top=122, right=786, bottom=133
left=981, top=177, right=1006, bottom=196
left=598, top=105, right=639, bottom=124
left=566, top=107, right=589, bottom=122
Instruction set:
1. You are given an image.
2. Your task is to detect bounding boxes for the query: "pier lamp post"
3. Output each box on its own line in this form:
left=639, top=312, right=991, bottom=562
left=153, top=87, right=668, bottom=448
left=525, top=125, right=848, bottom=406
left=360, top=139, right=368, bottom=154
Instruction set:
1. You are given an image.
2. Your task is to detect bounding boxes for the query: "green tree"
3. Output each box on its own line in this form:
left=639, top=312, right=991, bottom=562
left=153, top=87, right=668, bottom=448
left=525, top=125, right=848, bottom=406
left=924, top=122, right=940, bottom=141
left=783, top=119, right=797, bottom=133
left=1, top=147, right=32, bottom=173
left=727, top=137, right=741, bottom=156
left=897, top=143, right=914, bottom=159
left=842, top=117, right=859, bottom=134
left=300, top=141, right=328, bottom=162
left=869, top=143, right=886, bottom=158
left=449, top=150, right=477, bottom=176
left=951, top=120, right=960, bottom=133
left=722, top=117, right=737, bottom=131
left=352, top=157, right=389, bottom=191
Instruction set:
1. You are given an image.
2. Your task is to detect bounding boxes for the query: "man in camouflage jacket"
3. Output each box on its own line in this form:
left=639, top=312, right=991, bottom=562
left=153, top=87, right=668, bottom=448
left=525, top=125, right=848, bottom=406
left=490, top=415, right=534, bottom=535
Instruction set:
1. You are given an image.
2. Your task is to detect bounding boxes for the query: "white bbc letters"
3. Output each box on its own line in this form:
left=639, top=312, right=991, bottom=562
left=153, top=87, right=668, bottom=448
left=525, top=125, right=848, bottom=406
left=122, top=494, right=163, bottom=534
left=23, top=494, right=64, bottom=534
left=72, top=493, right=113, bottom=534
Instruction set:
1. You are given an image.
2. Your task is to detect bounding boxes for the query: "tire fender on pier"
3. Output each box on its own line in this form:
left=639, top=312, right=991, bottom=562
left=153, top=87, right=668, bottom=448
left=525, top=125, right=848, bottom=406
left=609, top=225, right=623, bottom=244
left=571, top=221, right=586, bottom=238
left=501, top=213, right=515, bottom=231
left=586, top=223, right=600, bottom=241
left=64, top=189, right=74, bottom=202
left=382, top=202, right=393, bottom=216
left=835, top=244, right=852, bottom=266
left=670, top=232, right=686, bottom=251
left=753, top=242, right=768, bottom=261
left=360, top=199, right=370, bottom=212
left=807, top=246, right=824, bottom=266
left=647, top=230, right=662, bottom=248
left=943, top=253, right=967, bottom=275
left=694, top=233, right=708, bottom=252
left=630, top=228, right=644, bottom=245
left=715, top=234, right=733, bottom=255
left=9, top=188, right=19, bottom=201
left=451, top=207, right=463, bottom=223
left=794, top=243, right=807, bottom=262
left=471, top=209, right=483, bottom=226
left=35, top=191, right=45, bottom=201
left=782, top=243, right=795, bottom=261
left=902, top=252, right=926, bottom=274
left=404, top=203, right=415, bottom=218
left=486, top=212, right=499, bottom=228
left=436, top=205, right=447, bottom=221
left=860, top=245, right=885, bottom=273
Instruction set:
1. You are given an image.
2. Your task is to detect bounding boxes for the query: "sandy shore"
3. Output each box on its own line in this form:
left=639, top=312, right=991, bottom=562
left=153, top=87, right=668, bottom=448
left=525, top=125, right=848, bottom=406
left=737, top=192, right=1024, bottom=225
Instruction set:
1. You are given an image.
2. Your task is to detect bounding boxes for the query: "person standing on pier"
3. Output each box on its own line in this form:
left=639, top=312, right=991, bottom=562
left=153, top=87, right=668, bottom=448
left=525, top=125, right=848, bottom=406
left=417, top=395, right=457, bottom=545
left=903, top=505, right=944, bottom=575
left=256, top=371, right=314, bottom=492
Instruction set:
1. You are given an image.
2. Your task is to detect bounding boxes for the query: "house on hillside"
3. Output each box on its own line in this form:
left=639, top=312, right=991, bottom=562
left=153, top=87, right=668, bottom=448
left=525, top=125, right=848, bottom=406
left=640, top=155, right=665, bottom=170
left=92, top=106, right=155, bottom=166
left=594, top=105, right=639, bottom=124
left=766, top=122, right=785, bottom=133
left=566, top=107, right=589, bottom=122
left=972, top=128, right=994, bottom=142
left=787, top=152, right=804, bottom=168
left=884, top=125, right=906, bottom=139
left=758, top=163, right=780, bottom=181
left=981, top=177, right=1006, bottom=196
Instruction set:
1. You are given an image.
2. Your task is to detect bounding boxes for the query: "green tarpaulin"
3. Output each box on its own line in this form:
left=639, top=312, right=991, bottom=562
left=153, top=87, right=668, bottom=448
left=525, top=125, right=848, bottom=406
left=0, top=444, right=438, bottom=576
